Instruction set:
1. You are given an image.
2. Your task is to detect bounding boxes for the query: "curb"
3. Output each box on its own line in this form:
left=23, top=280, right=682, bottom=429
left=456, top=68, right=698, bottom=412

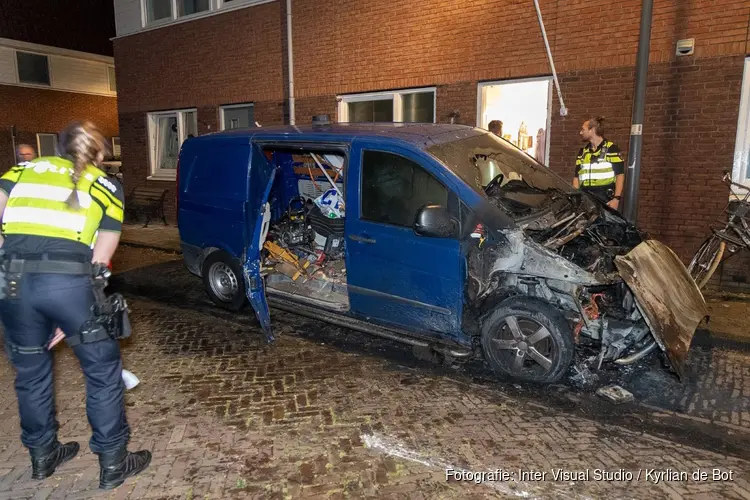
left=119, top=240, right=182, bottom=254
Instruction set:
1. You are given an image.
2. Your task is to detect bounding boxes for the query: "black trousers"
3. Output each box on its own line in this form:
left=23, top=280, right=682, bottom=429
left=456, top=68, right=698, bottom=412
left=0, top=273, right=130, bottom=453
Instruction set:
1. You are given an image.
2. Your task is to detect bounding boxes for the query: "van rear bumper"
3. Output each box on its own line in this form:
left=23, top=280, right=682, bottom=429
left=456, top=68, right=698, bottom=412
left=181, top=242, right=203, bottom=277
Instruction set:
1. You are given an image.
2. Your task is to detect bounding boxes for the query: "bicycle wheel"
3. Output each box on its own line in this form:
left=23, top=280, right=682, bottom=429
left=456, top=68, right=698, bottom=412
left=688, top=235, right=726, bottom=289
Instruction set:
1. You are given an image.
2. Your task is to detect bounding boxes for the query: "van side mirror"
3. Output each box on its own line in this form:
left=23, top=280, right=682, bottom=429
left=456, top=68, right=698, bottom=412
left=414, top=205, right=459, bottom=238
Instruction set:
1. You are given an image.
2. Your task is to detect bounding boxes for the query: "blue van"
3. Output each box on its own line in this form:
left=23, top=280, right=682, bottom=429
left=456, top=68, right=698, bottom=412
left=176, top=122, right=706, bottom=384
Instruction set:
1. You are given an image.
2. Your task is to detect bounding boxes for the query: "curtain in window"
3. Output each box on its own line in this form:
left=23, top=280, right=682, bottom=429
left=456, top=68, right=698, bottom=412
left=156, top=116, right=178, bottom=170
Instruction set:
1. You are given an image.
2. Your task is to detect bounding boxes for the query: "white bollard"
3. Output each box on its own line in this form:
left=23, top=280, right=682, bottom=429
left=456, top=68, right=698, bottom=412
left=121, top=369, right=140, bottom=390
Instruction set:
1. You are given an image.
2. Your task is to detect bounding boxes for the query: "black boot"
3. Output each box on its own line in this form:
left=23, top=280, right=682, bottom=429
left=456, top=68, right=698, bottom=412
left=30, top=441, right=80, bottom=480
left=98, top=447, right=152, bottom=490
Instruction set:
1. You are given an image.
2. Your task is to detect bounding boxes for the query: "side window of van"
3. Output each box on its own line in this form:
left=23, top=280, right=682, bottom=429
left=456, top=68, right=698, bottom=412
left=361, top=150, right=449, bottom=228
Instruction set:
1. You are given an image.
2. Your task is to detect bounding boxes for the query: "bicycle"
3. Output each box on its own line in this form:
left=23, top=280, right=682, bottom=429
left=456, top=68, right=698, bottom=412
left=688, top=170, right=750, bottom=289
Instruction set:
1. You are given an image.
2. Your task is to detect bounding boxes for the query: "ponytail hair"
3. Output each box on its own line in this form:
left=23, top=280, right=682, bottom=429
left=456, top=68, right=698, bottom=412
left=57, top=121, right=109, bottom=209
left=586, top=116, right=606, bottom=137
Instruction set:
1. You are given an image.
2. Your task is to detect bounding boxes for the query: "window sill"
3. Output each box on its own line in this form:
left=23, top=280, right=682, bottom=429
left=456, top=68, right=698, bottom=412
left=147, top=173, right=176, bottom=182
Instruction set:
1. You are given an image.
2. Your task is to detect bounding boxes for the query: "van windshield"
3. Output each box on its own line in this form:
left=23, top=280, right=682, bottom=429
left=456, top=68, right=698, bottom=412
left=426, top=131, right=574, bottom=198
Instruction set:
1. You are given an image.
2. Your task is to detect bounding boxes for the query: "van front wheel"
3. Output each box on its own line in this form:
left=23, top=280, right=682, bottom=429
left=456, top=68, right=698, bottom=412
left=481, top=298, right=573, bottom=384
left=202, top=251, right=246, bottom=311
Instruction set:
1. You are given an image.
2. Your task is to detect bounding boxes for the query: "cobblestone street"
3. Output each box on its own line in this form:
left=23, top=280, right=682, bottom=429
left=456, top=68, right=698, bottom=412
left=0, top=247, right=749, bottom=499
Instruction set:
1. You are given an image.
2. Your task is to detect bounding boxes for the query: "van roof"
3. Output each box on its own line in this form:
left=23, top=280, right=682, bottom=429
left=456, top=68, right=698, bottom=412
left=190, top=123, right=486, bottom=149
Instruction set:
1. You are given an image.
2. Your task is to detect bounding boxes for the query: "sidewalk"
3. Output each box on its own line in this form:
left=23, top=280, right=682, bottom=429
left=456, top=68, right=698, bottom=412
left=120, top=223, right=181, bottom=252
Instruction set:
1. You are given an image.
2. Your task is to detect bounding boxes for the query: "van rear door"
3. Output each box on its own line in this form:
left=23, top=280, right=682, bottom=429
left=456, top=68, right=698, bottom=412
left=244, top=143, right=277, bottom=342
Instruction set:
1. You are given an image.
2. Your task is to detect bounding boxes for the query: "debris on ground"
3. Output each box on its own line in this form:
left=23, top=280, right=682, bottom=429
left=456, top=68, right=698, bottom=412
left=596, top=385, right=634, bottom=405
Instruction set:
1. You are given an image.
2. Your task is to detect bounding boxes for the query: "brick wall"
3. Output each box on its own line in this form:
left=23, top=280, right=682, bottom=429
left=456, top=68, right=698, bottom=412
left=0, top=85, right=119, bottom=167
left=113, top=0, right=750, bottom=289
left=0, top=0, right=115, bottom=56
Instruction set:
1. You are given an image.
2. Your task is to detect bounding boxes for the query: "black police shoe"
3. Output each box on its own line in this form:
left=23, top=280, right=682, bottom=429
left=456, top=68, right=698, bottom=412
left=98, top=447, right=152, bottom=490
left=30, top=440, right=80, bottom=479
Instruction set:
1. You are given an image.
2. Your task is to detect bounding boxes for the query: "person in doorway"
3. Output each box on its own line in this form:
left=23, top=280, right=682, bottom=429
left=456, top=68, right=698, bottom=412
left=0, top=120, right=151, bottom=489
left=573, top=116, right=625, bottom=210
left=488, top=120, right=503, bottom=137
left=15, top=144, right=36, bottom=163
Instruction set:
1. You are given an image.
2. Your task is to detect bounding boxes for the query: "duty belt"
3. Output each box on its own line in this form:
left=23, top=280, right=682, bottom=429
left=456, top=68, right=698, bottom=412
left=6, top=259, right=92, bottom=275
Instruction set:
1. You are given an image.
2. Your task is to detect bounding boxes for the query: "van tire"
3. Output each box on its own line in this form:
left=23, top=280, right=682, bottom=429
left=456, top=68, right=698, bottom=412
left=481, top=298, right=573, bottom=384
left=202, top=251, right=246, bottom=311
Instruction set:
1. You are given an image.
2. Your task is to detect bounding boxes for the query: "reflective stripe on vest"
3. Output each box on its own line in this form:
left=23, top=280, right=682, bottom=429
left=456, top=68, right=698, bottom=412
left=577, top=141, right=616, bottom=187
left=2, top=158, right=110, bottom=246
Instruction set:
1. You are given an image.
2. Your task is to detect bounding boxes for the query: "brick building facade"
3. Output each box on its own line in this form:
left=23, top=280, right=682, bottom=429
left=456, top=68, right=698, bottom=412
left=113, top=0, right=750, bottom=290
left=0, top=1, right=119, bottom=167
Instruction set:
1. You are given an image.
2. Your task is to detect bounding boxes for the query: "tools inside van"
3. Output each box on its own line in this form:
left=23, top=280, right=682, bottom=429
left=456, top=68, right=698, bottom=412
left=259, top=150, right=349, bottom=311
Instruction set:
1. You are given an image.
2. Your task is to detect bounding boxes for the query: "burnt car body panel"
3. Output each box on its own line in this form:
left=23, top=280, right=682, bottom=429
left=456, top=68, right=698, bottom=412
left=614, top=240, right=709, bottom=378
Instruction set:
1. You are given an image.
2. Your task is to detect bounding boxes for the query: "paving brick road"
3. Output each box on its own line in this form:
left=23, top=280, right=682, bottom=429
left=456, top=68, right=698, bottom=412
left=0, top=247, right=749, bottom=499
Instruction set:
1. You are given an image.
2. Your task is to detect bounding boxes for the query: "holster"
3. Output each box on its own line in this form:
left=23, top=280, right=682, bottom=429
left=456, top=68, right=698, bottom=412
left=65, top=276, right=132, bottom=347
left=0, top=250, right=12, bottom=300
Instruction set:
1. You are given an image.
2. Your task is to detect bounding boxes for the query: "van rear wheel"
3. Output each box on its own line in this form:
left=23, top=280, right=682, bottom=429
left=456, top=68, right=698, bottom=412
left=481, top=298, right=573, bottom=384
left=202, top=251, right=246, bottom=311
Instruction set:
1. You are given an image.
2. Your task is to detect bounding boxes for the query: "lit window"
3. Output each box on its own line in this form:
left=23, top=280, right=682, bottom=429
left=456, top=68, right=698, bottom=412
left=478, top=77, right=552, bottom=166
left=733, top=57, right=750, bottom=186
left=338, top=88, right=435, bottom=123
left=145, top=0, right=173, bottom=23
left=36, top=133, right=58, bottom=157
left=147, top=109, right=197, bottom=179
left=107, top=66, right=117, bottom=92
left=220, top=104, right=255, bottom=130
left=17, top=52, right=50, bottom=86
left=178, top=0, right=210, bottom=17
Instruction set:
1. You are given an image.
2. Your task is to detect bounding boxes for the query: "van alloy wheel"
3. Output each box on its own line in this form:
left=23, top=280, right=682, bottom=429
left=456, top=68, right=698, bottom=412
left=481, top=298, right=574, bottom=384
left=209, top=262, right=239, bottom=302
left=490, top=316, right=554, bottom=373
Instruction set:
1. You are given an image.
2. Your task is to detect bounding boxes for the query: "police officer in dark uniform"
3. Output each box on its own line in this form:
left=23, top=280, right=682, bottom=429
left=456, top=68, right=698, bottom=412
left=573, top=116, right=625, bottom=210
left=0, top=121, right=150, bottom=489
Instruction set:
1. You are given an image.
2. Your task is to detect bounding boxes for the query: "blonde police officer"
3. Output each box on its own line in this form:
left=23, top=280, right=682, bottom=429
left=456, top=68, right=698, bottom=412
left=573, top=116, right=625, bottom=210
left=0, top=121, right=150, bottom=489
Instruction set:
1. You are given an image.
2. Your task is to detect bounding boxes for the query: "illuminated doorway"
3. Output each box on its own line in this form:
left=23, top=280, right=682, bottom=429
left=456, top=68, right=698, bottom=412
left=477, top=77, right=553, bottom=166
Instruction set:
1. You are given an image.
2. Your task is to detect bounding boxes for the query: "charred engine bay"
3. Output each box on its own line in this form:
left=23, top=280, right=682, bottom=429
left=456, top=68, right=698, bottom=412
left=487, top=181, right=643, bottom=275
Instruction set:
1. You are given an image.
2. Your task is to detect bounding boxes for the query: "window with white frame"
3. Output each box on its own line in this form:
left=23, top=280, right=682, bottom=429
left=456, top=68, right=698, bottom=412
left=148, top=109, right=197, bottom=179
left=732, top=57, right=750, bottom=187
left=36, top=133, right=58, bottom=157
left=17, top=51, right=50, bottom=86
left=177, top=0, right=210, bottom=17
left=145, top=0, right=173, bottom=24
left=143, top=0, right=260, bottom=26
left=220, top=103, right=255, bottom=130
left=112, top=137, right=121, bottom=158
left=477, top=77, right=553, bottom=166
left=338, top=88, right=436, bottom=123
left=107, top=66, right=117, bottom=92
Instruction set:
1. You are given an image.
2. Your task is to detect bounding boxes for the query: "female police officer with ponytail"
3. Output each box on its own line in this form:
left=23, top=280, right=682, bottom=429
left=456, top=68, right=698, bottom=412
left=0, top=121, right=150, bottom=490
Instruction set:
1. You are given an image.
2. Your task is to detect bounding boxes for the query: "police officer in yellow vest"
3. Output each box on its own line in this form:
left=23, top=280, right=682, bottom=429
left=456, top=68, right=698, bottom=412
left=0, top=121, right=150, bottom=489
left=573, top=116, right=625, bottom=210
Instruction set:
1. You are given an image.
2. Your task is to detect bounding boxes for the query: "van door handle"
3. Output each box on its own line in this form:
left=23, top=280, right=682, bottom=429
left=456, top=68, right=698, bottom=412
left=349, top=234, right=376, bottom=244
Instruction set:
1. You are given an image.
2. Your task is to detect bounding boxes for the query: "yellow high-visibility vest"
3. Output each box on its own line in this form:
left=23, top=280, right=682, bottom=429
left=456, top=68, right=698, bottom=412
left=1, top=157, right=124, bottom=246
left=576, top=140, right=623, bottom=188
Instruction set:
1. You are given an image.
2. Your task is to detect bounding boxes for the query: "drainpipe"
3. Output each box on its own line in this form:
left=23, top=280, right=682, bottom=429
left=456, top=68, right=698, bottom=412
left=621, top=0, right=654, bottom=223
left=286, top=0, right=295, bottom=126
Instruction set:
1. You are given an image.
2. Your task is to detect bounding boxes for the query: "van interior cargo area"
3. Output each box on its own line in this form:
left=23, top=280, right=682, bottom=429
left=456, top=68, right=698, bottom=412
left=259, top=149, right=349, bottom=312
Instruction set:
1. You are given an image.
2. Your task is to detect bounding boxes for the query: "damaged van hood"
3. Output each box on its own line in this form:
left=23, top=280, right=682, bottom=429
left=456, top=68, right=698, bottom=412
left=614, top=240, right=708, bottom=378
